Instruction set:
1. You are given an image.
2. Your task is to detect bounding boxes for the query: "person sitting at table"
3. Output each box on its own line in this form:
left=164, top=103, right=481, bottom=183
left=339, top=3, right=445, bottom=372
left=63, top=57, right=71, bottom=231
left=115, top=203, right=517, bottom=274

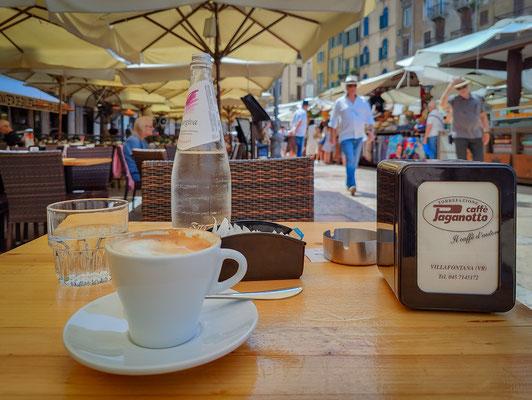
left=0, top=120, right=21, bottom=147
left=123, top=116, right=154, bottom=183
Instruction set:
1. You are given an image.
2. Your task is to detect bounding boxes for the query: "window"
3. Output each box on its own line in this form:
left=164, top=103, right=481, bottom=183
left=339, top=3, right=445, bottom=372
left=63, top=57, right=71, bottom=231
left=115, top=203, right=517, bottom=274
left=344, top=59, right=350, bottom=73
left=297, top=67, right=302, bottom=78
left=423, top=0, right=433, bottom=19
left=363, top=17, right=369, bottom=36
left=353, top=56, right=358, bottom=69
left=360, top=46, right=370, bottom=66
left=317, top=51, right=325, bottom=63
left=382, top=69, right=388, bottom=74
left=403, top=6, right=411, bottom=27
left=424, top=31, right=431, bottom=46
left=329, top=37, right=335, bottom=48
left=402, top=37, right=410, bottom=57
left=380, top=7, right=389, bottom=29
left=337, top=56, right=342, bottom=72
left=330, top=59, right=335, bottom=74
left=297, top=85, right=302, bottom=100
left=378, top=39, right=388, bottom=60
left=337, top=32, right=344, bottom=46
left=354, top=27, right=360, bottom=43
left=363, top=74, right=368, bottom=80
left=317, top=72, right=324, bottom=90
left=480, top=10, right=488, bottom=25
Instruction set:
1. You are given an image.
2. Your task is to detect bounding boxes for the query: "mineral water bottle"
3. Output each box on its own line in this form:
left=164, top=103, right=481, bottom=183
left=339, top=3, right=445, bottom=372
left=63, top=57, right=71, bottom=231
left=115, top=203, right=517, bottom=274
left=171, top=53, right=231, bottom=228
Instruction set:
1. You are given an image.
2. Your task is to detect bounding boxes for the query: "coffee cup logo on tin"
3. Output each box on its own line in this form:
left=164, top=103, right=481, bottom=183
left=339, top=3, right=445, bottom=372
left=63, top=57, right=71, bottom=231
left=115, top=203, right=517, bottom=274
left=422, top=196, right=493, bottom=232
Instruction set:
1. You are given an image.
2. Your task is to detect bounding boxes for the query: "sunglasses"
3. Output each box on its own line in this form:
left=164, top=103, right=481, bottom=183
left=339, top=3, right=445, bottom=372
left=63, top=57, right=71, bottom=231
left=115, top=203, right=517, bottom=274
left=346, top=84, right=357, bottom=88
left=456, top=85, right=468, bottom=91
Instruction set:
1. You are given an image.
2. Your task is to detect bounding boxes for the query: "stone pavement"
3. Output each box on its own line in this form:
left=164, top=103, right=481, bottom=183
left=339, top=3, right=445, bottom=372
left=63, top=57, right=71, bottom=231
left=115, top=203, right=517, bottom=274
left=314, top=163, right=532, bottom=309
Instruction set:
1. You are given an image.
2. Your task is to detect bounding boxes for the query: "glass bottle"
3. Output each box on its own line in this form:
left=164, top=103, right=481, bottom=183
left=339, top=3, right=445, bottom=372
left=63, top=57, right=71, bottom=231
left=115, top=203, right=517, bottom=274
left=171, top=53, right=231, bottom=229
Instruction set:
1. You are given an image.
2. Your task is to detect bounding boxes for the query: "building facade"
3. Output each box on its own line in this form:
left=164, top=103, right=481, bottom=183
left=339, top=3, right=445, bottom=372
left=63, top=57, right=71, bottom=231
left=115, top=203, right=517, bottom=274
left=312, top=0, right=398, bottom=95
left=278, top=56, right=314, bottom=103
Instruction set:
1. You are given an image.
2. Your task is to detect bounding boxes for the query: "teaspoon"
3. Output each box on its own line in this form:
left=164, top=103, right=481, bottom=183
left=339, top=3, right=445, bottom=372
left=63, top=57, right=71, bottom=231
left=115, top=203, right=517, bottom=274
left=206, top=286, right=302, bottom=300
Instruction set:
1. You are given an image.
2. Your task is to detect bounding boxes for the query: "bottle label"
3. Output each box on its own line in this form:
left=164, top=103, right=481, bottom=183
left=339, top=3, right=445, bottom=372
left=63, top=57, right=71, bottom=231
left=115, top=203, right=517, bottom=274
left=177, top=81, right=222, bottom=150
left=417, top=182, right=499, bottom=295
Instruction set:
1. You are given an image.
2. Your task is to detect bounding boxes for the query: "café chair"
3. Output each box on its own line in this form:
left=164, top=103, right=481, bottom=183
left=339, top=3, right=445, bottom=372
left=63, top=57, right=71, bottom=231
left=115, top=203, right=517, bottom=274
left=0, top=151, right=84, bottom=251
left=141, top=157, right=315, bottom=222
left=132, top=149, right=168, bottom=179
left=65, top=146, right=113, bottom=198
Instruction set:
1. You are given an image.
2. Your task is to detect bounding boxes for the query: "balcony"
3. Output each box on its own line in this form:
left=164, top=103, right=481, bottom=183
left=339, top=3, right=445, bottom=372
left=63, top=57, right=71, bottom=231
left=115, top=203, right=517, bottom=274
left=427, top=2, right=447, bottom=21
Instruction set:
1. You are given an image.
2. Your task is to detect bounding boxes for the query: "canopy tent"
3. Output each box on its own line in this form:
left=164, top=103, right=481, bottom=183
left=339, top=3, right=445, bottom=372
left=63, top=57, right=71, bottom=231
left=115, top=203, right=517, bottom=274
left=397, top=16, right=532, bottom=107
left=43, top=0, right=374, bottom=109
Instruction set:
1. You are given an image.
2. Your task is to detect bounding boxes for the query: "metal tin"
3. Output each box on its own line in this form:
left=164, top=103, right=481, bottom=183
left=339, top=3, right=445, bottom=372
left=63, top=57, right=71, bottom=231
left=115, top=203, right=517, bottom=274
left=323, top=228, right=376, bottom=265
left=377, top=159, right=516, bottom=312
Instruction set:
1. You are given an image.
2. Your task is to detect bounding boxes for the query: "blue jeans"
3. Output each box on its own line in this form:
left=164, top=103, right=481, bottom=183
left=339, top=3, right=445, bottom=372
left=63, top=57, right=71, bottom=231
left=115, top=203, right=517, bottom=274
left=295, top=136, right=305, bottom=157
left=427, top=136, right=438, bottom=159
left=340, top=138, right=364, bottom=188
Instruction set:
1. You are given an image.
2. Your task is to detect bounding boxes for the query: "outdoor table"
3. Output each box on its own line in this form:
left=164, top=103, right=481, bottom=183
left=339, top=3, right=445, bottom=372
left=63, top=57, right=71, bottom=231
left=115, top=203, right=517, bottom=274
left=62, top=157, right=112, bottom=192
left=1, top=221, right=532, bottom=398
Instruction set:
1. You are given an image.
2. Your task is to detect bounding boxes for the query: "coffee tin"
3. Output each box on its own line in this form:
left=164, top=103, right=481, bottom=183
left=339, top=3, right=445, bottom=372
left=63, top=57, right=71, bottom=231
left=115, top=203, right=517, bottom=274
left=377, top=160, right=516, bottom=312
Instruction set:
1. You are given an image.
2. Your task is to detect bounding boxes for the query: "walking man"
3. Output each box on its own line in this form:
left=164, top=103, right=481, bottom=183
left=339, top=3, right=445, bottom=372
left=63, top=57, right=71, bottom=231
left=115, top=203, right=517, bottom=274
left=291, top=100, right=309, bottom=157
left=422, top=101, right=445, bottom=159
left=329, top=75, right=375, bottom=196
left=440, top=77, right=490, bottom=161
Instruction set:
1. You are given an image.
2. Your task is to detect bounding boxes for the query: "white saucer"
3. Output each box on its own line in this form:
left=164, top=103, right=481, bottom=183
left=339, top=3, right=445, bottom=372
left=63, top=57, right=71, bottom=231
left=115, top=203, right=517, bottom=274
left=63, top=291, right=258, bottom=375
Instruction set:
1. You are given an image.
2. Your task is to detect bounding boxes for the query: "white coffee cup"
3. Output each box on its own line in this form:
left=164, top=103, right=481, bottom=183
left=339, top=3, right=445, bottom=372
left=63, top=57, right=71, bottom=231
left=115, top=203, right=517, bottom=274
left=105, top=228, right=247, bottom=349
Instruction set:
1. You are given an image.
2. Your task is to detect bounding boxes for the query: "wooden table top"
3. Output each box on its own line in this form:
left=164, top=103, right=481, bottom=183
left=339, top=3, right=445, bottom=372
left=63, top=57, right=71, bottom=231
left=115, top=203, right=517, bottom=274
left=2, top=221, right=532, bottom=399
left=62, top=157, right=112, bottom=166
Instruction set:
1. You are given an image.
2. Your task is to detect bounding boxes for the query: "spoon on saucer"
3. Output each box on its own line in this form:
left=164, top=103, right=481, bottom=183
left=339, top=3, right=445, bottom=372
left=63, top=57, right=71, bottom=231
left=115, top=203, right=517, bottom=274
left=206, top=286, right=302, bottom=300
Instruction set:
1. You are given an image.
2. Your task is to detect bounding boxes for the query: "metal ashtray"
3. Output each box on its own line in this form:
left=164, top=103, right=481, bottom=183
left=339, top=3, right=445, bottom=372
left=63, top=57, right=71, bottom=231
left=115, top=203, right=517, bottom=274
left=323, top=228, right=376, bottom=266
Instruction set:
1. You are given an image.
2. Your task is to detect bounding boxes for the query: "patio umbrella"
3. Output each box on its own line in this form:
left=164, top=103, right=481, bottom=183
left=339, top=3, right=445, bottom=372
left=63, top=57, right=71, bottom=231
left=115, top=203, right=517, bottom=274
left=118, top=58, right=284, bottom=109
left=46, top=0, right=375, bottom=108
left=0, top=6, right=124, bottom=70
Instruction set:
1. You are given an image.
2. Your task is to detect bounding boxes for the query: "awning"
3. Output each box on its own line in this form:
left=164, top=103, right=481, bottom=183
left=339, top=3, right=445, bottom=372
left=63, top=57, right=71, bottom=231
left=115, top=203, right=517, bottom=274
left=0, top=74, right=63, bottom=113
left=397, top=16, right=532, bottom=68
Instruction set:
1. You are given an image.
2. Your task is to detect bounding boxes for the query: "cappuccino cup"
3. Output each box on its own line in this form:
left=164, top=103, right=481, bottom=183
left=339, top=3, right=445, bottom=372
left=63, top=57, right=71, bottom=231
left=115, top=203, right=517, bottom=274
left=105, top=228, right=247, bottom=349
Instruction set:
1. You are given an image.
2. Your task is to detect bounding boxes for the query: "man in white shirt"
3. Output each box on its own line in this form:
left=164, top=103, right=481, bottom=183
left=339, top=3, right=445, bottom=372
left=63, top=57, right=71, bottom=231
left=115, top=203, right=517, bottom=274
left=422, top=101, right=445, bottom=159
left=329, top=75, right=375, bottom=196
left=291, top=100, right=309, bottom=157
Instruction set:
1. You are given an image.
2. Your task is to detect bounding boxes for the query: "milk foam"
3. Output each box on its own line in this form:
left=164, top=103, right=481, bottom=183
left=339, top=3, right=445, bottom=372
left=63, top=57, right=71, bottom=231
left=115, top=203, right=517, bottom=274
left=112, top=230, right=214, bottom=257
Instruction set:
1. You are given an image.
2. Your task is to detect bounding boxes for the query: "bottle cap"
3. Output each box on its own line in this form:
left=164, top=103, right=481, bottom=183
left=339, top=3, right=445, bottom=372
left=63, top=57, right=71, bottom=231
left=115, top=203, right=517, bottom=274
left=191, top=53, right=213, bottom=68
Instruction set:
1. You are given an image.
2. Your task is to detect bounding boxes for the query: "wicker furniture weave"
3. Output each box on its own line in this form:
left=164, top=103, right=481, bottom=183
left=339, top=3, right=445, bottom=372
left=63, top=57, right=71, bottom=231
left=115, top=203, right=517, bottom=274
left=164, top=145, right=177, bottom=161
left=0, top=151, right=68, bottom=250
left=141, top=157, right=314, bottom=222
left=65, top=147, right=113, bottom=198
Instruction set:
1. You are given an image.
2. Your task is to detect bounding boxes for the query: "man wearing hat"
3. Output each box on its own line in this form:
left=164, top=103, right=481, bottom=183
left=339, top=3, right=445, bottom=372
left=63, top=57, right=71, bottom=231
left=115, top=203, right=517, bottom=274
left=290, top=99, right=309, bottom=157
left=440, top=77, right=490, bottom=161
left=329, top=75, right=375, bottom=196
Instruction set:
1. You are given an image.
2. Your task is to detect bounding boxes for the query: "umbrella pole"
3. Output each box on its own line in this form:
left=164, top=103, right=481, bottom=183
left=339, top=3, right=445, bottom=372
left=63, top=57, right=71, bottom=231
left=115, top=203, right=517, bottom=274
left=58, top=77, right=64, bottom=141
left=215, top=57, right=221, bottom=113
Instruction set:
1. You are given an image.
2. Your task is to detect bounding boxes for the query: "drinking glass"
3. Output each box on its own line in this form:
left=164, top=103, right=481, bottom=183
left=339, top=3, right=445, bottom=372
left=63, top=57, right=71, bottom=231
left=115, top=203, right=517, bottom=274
left=47, top=199, right=128, bottom=286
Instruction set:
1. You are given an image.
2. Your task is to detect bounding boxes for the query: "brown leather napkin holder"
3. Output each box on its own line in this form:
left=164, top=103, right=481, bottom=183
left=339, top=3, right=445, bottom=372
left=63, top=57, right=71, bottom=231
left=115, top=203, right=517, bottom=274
left=217, top=221, right=306, bottom=281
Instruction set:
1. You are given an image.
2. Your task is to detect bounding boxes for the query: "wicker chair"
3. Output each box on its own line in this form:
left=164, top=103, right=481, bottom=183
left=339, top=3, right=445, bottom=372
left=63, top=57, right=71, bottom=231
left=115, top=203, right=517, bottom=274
left=141, top=157, right=314, bottom=222
left=0, top=151, right=70, bottom=250
left=65, top=146, right=113, bottom=198
left=132, top=149, right=168, bottom=179
left=164, top=145, right=177, bottom=161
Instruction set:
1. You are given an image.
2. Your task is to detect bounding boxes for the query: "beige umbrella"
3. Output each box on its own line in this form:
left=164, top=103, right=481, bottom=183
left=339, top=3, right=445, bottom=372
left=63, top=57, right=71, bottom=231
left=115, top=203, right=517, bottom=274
left=0, top=5, right=124, bottom=70
left=47, top=0, right=375, bottom=107
left=118, top=59, right=282, bottom=110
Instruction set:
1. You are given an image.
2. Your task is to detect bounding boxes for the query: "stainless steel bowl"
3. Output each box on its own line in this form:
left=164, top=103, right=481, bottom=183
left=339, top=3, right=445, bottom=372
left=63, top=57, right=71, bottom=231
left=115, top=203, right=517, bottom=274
left=323, top=228, right=376, bottom=266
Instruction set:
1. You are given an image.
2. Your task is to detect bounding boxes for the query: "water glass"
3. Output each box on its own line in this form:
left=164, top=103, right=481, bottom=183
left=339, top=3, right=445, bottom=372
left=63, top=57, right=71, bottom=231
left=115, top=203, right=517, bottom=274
left=47, top=199, right=128, bottom=286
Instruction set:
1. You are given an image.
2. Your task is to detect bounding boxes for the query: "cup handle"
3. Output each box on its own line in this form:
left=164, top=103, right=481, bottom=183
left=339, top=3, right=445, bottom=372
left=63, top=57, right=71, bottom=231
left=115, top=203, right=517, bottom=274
left=209, top=249, right=247, bottom=294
